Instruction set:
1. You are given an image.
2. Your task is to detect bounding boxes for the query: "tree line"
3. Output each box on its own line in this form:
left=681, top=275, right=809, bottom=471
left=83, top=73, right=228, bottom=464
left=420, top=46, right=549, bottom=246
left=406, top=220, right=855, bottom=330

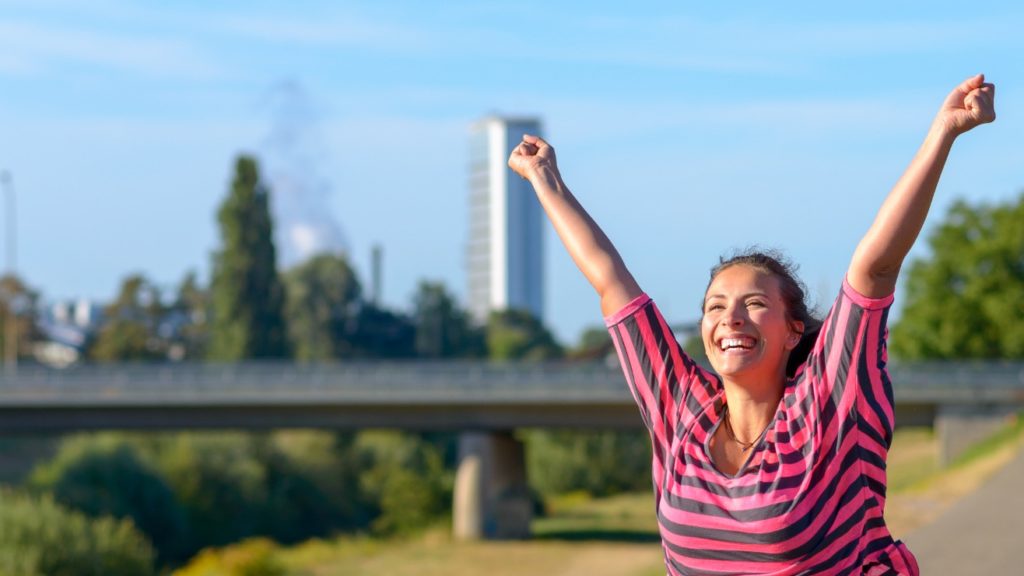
left=4, top=161, right=1024, bottom=364
left=1, top=155, right=584, bottom=366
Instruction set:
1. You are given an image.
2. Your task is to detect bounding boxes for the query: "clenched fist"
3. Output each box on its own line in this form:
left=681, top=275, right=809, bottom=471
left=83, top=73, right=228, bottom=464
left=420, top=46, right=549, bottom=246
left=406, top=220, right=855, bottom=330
left=938, top=74, right=996, bottom=136
left=508, top=134, right=561, bottom=186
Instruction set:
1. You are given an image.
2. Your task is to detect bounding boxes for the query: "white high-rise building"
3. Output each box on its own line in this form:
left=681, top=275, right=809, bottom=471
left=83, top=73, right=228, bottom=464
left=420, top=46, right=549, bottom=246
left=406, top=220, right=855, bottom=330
left=466, top=116, right=544, bottom=324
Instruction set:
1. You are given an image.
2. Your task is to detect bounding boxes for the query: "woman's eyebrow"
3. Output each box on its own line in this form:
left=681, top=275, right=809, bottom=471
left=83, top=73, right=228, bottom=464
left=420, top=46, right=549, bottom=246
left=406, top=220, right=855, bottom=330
left=704, top=291, right=769, bottom=302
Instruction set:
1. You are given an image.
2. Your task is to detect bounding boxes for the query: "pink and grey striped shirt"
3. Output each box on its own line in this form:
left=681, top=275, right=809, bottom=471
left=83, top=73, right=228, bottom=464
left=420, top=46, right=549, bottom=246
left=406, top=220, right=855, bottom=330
left=605, top=279, right=919, bottom=575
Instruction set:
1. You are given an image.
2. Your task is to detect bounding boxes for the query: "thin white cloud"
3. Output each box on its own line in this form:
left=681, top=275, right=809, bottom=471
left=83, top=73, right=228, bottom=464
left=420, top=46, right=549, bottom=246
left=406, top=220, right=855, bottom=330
left=573, top=15, right=1013, bottom=67
left=0, top=51, right=37, bottom=74
left=462, top=91, right=930, bottom=144
left=213, top=13, right=430, bottom=50
left=0, top=20, right=222, bottom=79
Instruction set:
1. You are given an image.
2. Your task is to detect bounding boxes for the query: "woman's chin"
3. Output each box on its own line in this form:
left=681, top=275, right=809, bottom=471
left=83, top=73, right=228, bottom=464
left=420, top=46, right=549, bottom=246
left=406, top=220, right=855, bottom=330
left=711, top=352, right=757, bottom=375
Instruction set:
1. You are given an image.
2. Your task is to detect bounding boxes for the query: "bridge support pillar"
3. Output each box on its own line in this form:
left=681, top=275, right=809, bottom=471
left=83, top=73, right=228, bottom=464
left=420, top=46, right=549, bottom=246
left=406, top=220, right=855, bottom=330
left=936, top=405, right=1017, bottom=467
left=453, top=431, right=532, bottom=540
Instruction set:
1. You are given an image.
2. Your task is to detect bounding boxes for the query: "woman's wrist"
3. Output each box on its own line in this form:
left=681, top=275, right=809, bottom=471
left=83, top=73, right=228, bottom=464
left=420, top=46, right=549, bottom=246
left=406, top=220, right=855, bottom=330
left=529, top=166, right=564, bottom=196
left=927, top=118, right=960, bottom=147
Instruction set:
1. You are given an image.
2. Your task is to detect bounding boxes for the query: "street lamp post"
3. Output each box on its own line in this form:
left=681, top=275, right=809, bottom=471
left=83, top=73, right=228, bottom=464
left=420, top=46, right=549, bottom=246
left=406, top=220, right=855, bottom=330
left=1, top=170, right=16, bottom=374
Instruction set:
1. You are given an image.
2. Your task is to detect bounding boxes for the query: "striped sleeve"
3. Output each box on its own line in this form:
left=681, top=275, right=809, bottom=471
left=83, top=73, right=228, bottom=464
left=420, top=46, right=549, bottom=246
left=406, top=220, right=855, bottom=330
left=801, top=278, right=896, bottom=455
left=605, top=294, right=721, bottom=462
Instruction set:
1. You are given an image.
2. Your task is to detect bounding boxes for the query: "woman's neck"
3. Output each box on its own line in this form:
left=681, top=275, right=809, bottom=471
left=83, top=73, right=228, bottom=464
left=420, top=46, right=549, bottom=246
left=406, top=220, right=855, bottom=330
left=720, top=379, right=784, bottom=441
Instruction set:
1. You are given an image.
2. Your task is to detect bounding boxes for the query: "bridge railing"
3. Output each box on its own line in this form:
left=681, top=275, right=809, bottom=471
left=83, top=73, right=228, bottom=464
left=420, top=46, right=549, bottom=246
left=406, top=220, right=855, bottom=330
left=2, top=361, right=1024, bottom=404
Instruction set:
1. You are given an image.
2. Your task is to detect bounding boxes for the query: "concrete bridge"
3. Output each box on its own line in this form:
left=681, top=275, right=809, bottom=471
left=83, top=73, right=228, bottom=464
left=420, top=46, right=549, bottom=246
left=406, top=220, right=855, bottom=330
left=2, top=361, right=1023, bottom=540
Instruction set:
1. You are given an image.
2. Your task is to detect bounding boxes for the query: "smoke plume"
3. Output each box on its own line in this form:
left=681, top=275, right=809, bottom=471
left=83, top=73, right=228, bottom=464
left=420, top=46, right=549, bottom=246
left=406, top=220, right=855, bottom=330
left=259, top=80, right=349, bottom=269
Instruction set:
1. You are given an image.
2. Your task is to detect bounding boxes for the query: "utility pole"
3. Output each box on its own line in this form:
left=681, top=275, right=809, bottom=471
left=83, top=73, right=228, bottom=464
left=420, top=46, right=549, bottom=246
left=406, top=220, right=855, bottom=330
left=1, top=170, right=16, bottom=374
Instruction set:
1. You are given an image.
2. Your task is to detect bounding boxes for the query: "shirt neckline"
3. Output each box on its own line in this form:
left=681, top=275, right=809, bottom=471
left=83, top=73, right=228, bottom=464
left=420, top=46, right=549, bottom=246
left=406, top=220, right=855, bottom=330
left=703, top=395, right=778, bottom=480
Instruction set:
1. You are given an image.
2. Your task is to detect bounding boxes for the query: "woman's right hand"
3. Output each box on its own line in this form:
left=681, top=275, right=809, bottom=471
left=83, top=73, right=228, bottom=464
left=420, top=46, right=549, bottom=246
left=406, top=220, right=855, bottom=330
left=508, top=134, right=560, bottom=186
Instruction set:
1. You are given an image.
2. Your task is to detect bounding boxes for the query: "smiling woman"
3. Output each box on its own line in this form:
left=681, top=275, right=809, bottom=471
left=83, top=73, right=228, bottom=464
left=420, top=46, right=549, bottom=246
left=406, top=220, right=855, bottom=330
left=508, top=74, right=996, bottom=575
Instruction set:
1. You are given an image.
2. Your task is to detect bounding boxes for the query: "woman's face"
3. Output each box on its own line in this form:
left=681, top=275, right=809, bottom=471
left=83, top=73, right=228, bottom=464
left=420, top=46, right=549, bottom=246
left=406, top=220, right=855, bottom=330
left=701, top=265, right=803, bottom=383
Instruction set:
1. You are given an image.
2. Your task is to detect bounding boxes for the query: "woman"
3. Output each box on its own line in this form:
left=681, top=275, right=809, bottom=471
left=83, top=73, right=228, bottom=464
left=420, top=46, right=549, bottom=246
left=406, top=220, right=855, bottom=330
left=508, top=75, right=995, bottom=575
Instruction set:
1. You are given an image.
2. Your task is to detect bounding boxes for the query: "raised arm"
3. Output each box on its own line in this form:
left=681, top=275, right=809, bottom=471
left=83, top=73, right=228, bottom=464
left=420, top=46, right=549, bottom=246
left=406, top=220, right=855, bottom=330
left=848, top=74, right=996, bottom=298
left=508, top=135, right=642, bottom=316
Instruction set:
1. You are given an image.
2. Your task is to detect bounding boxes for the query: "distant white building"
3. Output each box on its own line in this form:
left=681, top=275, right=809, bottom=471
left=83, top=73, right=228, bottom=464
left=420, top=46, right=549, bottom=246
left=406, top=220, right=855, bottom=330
left=35, top=299, right=104, bottom=367
left=466, top=116, right=544, bottom=324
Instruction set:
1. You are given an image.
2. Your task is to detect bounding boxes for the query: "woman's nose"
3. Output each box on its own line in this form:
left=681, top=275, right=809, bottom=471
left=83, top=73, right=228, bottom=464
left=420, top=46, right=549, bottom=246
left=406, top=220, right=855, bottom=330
left=720, top=306, right=745, bottom=325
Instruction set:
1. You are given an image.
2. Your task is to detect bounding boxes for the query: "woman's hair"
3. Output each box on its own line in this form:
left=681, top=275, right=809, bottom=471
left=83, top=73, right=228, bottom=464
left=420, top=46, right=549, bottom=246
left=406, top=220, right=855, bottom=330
left=704, top=248, right=822, bottom=378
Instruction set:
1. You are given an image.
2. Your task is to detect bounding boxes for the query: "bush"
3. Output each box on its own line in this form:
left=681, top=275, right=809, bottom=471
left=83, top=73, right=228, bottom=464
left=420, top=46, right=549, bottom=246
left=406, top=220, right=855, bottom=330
left=172, top=538, right=284, bottom=576
left=524, top=430, right=652, bottom=498
left=149, top=432, right=270, bottom=551
left=26, top=429, right=452, bottom=567
left=29, top=431, right=374, bottom=565
left=356, top=431, right=452, bottom=535
left=29, top=433, right=190, bottom=563
left=0, top=489, right=155, bottom=576
left=258, top=430, right=369, bottom=542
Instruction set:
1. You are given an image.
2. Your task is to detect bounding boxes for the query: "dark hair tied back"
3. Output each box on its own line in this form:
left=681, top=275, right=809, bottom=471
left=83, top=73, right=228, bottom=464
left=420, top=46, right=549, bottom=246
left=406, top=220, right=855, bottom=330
left=704, top=248, right=823, bottom=378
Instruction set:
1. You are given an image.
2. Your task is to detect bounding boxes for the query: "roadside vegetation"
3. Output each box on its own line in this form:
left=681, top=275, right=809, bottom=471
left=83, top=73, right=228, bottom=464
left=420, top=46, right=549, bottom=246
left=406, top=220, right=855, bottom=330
left=165, top=416, right=1024, bottom=576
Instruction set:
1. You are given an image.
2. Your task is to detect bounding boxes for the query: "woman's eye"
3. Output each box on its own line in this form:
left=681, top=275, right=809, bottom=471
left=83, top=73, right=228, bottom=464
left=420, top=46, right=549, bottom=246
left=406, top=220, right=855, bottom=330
left=747, top=301, right=765, bottom=308
left=706, top=304, right=724, bottom=312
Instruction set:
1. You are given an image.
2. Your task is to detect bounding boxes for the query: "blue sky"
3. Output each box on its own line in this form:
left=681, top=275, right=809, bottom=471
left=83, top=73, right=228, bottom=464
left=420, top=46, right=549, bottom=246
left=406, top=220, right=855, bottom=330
left=2, top=0, right=1022, bottom=343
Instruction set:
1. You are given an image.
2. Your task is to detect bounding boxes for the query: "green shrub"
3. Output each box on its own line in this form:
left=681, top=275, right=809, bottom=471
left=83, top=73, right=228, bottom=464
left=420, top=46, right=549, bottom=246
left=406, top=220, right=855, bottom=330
left=149, top=432, right=269, bottom=551
left=524, top=430, right=652, bottom=498
left=150, top=431, right=373, bottom=547
left=29, top=433, right=190, bottom=563
left=172, top=538, right=285, bottom=576
left=357, top=431, right=452, bottom=535
left=258, top=430, right=369, bottom=542
left=26, top=429, right=446, bottom=566
left=0, top=489, right=155, bottom=576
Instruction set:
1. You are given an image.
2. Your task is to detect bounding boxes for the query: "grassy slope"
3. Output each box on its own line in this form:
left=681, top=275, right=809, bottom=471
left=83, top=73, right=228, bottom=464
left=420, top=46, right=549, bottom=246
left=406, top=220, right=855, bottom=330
left=885, top=416, right=1024, bottom=538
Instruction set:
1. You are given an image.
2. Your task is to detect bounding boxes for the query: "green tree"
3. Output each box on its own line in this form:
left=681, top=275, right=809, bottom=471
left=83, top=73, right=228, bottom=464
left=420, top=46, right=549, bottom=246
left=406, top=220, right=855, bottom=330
left=209, top=156, right=288, bottom=360
left=486, top=309, right=563, bottom=361
left=351, top=304, right=416, bottom=358
left=169, top=271, right=210, bottom=361
left=283, top=253, right=362, bottom=361
left=90, top=274, right=166, bottom=362
left=567, top=325, right=613, bottom=361
left=0, top=274, right=41, bottom=363
left=892, top=194, right=1024, bottom=359
left=412, top=281, right=484, bottom=358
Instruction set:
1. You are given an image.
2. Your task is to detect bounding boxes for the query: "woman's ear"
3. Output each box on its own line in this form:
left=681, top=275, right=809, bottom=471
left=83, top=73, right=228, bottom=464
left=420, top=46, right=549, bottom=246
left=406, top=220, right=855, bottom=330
left=786, top=320, right=805, bottom=350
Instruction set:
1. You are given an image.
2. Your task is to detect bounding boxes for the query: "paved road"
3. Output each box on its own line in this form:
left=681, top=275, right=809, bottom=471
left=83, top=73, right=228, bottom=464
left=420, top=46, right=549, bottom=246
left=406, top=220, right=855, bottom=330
left=903, top=447, right=1024, bottom=575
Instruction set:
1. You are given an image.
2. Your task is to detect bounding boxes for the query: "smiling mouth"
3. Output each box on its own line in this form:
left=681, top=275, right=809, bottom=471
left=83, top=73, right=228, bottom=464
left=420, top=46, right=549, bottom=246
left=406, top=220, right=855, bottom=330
left=719, top=337, right=757, bottom=351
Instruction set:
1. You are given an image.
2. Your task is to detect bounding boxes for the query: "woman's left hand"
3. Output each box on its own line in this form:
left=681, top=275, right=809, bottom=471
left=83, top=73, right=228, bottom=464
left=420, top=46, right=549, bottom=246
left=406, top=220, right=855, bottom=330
left=937, top=74, right=996, bottom=136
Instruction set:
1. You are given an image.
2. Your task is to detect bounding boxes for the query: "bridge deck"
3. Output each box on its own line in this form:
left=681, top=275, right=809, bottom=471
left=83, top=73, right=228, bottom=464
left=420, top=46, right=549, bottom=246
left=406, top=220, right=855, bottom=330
left=1, top=362, right=1022, bottom=431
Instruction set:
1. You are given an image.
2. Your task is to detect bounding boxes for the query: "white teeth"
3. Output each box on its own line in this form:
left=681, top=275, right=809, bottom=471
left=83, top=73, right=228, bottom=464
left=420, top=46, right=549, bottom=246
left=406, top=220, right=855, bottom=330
left=720, top=337, right=755, bottom=350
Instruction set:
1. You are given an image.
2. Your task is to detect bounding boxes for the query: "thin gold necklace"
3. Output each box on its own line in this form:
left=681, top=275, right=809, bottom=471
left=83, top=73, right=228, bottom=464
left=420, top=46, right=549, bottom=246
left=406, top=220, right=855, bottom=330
left=723, top=404, right=768, bottom=451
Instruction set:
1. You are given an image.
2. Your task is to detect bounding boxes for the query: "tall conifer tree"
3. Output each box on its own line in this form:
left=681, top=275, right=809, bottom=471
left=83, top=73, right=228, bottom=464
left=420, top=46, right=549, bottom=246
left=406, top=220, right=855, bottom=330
left=208, top=155, right=288, bottom=360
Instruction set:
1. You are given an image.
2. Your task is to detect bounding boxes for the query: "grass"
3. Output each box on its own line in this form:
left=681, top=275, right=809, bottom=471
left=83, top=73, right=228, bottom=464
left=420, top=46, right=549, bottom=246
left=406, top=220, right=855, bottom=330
left=533, top=491, right=660, bottom=543
left=948, top=412, right=1024, bottom=467
left=269, top=493, right=667, bottom=576
left=885, top=427, right=941, bottom=492
left=884, top=413, right=1024, bottom=538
